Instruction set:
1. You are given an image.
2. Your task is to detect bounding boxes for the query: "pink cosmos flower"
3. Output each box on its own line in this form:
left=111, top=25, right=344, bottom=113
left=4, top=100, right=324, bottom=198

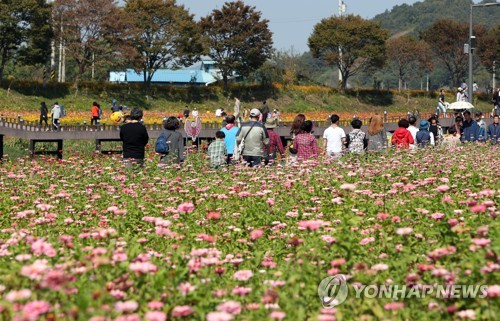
left=147, top=302, right=164, bottom=310
left=206, top=311, right=234, bottom=321
left=457, top=309, right=476, bottom=320
left=436, top=185, right=450, bottom=192
left=115, top=315, right=141, bottom=321
left=232, top=286, right=252, bottom=296
left=318, top=315, right=337, bottom=321
left=430, top=213, right=445, bottom=221
left=371, top=263, right=389, bottom=271
left=485, top=285, right=500, bottom=298
left=129, top=261, right=157, bottom=274
left=359, top=237, right=375, bottom=245
left=322, top=235, right=336, bottom=244
left=5, top=289, right=32, bottom=302
left=30, top=239, right=56, bottom=257
left=114, top=301, right=139, bottom=313
left=171, top=305, right=194, bottom=317
left=298, top=220, right=324, bottom=231
left=233, top=270, right=253, bottom=281
left=22, top=300, right=51, bottom=320
left=266, top=198, right=275, bottom=206
left=448, top=219, right=459, bottom=227
left=249, top=229, right=264, bottom=240
left=376, top=213, right=389, bottom=220
left=339, top=183, right=356, bottom=191
left=269, top=311, right=286, bottom=320
left=20, top=259, right=50, bottom=280
left=471, top=238, right=490, bottom=247
left=396, top=227, right=413, bottom=235
left=470, top=204, right=486, bottom=213
left=178, top=282, right=196, bottom=296
left=384, top=302, right=404, bottom=310
left=145, top=311, right=167, bottom=321
left=216, top=301, right=242, bottom=315
left=177, top=202, right=195, bottom=213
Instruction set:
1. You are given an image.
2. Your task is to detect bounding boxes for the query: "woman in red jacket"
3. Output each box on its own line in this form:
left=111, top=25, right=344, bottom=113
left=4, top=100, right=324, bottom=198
left=391, top=119, right=414, bottom=149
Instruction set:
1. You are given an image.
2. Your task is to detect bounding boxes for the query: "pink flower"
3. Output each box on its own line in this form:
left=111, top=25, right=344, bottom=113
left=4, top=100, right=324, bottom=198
left=470, top=204, right=486, bottom=213
left=384, top=302, right=404, bottom=310
left=178, top=282, right=196, bottom=296
left=471, top=238, right=490, bottom=247
left=436, top=185, right=450, bottom=192
left=114, top=301, right=139, bottom=313
left=171, top=305, right=194, bottom=317
left=371, top=263, right=389, bottom=271
left=115, top=315, right=141, bottom=321
left=233, top=270, right=253, bottom=281
left=129, top=261, right=158, bottom=274
left=5, top=289, right=32, bottom=302
left=376, top=213, right=389, bottom=220
left=22, top=300, right=51, bottom=320
left=177, top=202, right=195, bottom=213
left=457, top=309, right=476, bottom=320
left=147, top=302, right=164, bottom=310
left=145, top=311, right=167, bottom=321
left=486, top=285, right=500, bottom=298
left=430, top=213, right=445, bottom=221
left=318, top=315, right=337, bottom=321
left=30, top=239, right=56, bottom=257
left=266, top=198, right=275, bottom=206
left=206, top=311, right=234, bottom=321
left=232, top=286, right=252, bottom=296
left=339, top=183, right=356, bottom=191
left=249, top=229, right=264, bottom=240
left=359, top=237, right=375, bottom=245
left=396, top=227, right=413, bottom=235
left=269, top=311, right=286, bottom=320
left=298, top=220, right=324, bottom=231
left=216, top=301, right=242, bottom=315
left=448, top=219, right=459, bottom=227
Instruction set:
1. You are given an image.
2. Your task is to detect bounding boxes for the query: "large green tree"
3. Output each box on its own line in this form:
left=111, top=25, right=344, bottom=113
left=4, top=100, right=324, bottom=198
left=387, top=35, right=433, bottom=91
left=421, top=19, right=489, bottom=86
left=0, top=0, right=52, bottom=84
left=125, top=0, right=203, bottom=89
left=200, top=0, right=273, bottom=90
left=308, top=15, right=388, bottom=94
left=52, top=0, right=134, bottom=86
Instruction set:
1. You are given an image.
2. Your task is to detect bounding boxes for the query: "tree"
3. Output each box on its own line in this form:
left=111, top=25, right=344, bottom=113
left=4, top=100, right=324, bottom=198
left=200, top=1, right=273, bottom=91
left=52, top=0, right=134, bottom=86
left=421, top=19, right=488, bottom=86
left=0, top=0, right=52, bottom=84
left=308, top=15, right=388, bottom=94
left=125, top=0, right=203, bottom=89
left=387, top=35, right=433, bottom=91
left=476, top=23, right=499, bottom=74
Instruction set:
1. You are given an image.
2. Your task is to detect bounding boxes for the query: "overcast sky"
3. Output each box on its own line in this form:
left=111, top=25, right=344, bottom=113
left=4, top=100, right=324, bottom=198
left=176, top=0, right=421, bottom=53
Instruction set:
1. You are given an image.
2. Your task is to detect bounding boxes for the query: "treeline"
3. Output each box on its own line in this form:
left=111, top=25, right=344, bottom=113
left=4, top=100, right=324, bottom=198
left=0, top=0, right=498, bottom=94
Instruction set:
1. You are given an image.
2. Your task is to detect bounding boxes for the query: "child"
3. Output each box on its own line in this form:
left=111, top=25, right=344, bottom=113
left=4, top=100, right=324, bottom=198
left=442, top=127, right=461, bottom=148
left=207, top=131, right=227, bottom=168
left=346, top=119, right=367, bottom=154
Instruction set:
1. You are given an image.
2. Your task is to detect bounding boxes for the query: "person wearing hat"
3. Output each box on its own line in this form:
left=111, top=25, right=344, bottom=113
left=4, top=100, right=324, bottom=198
left=416, top=120, right=434, bottom=148
left=235, top=108, right=269, bottom=167
left=474, top=111, right=487, bottom=141
left=263, top=117, right=285, bottom=165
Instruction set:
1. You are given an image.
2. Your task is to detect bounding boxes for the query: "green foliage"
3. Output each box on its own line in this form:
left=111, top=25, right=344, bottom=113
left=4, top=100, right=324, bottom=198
left=308, top=15, right=389, bottom=93
left=0, top=0, right=52, bottom=82
left=200, top=1, right=273, bottom=91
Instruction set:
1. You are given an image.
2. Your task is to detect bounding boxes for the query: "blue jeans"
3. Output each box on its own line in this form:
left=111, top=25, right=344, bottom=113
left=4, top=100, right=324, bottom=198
left=243, top=155, right=261, bottom=167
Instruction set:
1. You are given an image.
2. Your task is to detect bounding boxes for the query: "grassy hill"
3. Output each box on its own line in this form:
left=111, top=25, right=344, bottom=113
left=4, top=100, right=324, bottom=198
left=0, top=82, right=495, bottom=121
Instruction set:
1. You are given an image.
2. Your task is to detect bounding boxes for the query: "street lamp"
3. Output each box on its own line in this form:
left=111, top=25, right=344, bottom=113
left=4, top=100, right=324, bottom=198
left=468, top=2, right=500, bottom=104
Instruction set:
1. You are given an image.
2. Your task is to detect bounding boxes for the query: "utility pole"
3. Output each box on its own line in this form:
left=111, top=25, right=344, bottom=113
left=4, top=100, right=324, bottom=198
left=338, top=0, right=346, bottom=88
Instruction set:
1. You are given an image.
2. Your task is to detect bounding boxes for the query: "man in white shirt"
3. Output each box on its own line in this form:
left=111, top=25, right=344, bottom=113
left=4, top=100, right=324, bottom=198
left=323, top=114, right=346, bottom=158
left=408, top=116, right=419, bottom=150
left=51, top=102, right=61, bottom=131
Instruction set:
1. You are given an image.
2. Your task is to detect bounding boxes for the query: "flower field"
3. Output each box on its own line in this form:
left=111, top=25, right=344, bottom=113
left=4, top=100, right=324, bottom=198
left=0, top=145, right=498, bottom=321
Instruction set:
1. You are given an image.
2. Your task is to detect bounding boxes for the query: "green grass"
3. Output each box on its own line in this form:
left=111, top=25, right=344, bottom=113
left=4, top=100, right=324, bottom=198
left=0, top=81, right=495, bottom=115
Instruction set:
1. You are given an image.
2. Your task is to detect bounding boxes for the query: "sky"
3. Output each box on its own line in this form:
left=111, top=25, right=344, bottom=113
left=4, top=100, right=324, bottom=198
left=176, top=0, right=421, bottom=53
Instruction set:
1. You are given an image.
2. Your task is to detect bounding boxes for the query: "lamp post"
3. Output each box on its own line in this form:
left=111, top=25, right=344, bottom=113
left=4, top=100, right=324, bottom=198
left=468, top=2, right=500, bottom=104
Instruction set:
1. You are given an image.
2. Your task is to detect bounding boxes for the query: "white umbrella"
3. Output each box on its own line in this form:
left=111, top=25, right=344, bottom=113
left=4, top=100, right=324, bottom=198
left=447, top=101, right=474, bottom=110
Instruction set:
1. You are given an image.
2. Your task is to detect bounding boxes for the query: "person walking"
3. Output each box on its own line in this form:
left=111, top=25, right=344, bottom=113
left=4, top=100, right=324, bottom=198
left=220, top=115, right=239, bottom=164
left=119, top=108, right=149, bottom=165
left=438, top=89, right=448, bottom=118
left=366, top=115, right=387, bottom=152
left=294, top=120, right=319, bottom=161
left=91, top=101, right=100, bottom=127
left=51, top=102, right=61, bottom=131
left=236, top=108, right=269, bottom=167
left=323, top=114, right=346, bottom=158
left=39, top=102, right=49, bottom=127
